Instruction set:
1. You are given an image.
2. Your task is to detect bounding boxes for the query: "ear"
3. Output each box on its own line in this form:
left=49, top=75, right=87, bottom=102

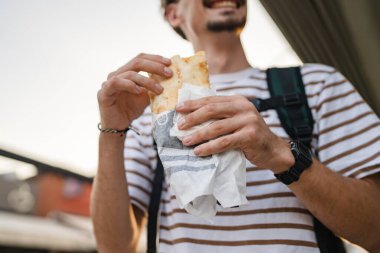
left=165, top=4, right=182, bottom=28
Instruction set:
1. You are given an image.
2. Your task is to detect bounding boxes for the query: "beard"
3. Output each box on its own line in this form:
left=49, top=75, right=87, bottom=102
left=207, top=16, right=246, bottom=33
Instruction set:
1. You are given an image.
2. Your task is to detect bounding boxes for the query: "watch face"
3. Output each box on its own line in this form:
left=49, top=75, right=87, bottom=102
left=295, top=141, right=312, bottom=167
left=275, top=140, right=313, bottom=185
left=291, top=141, right=309, bottom=157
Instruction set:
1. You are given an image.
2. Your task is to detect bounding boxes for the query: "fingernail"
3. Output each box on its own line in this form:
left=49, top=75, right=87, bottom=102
left=164, top=67, right=172, bottom=76
left=135, top=85, right=142, bottom=94
left=162, top=57, right=171, bottom=65
left=155, top=83, right=163, bottom=93
left=194, top=146, right=202, bottom=156
left=177, top=117, right=186, bottom=128
left=182, top=135, right=192, bottom=145
left=176, top=102, right=184, bottom=110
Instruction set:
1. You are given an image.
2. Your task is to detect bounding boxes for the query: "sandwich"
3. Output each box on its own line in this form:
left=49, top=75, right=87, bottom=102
left=149, top=51, right=210, bottom=114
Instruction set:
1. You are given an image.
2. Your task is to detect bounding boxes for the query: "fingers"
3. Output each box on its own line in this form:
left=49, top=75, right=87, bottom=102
left=105, top=53, right=172, bottom=95
left=178, top=102, right=238, bottom=130
left=136, top=53, right=171, bottom=65
left=109, top=53, right=172, bottom=80
left=117, top=71, right=163, bottom=94
left=182, top=117, right=242, bottom=146
left=177, top=96, right=257, bottom=130
left=176, top=95, right=261, bottom=156
left=193, top=132, right=242, bottom=156
left=102, top=77, right=143, bottom=97
left=176, top=96, right=233, bottom=113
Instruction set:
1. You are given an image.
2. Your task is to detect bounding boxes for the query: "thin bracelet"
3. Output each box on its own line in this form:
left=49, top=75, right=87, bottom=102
left=97, top=123, right=140, bottom=136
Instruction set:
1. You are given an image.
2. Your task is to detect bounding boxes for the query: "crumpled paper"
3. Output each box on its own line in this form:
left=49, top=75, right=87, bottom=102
left=152, top=83, right=247, bottom=219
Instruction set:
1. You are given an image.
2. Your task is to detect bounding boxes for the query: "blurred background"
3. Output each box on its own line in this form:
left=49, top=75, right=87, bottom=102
left=0, top=0, right=378, bottom=252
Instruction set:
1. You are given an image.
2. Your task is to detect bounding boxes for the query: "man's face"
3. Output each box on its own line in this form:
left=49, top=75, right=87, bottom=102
left=174, top=0, right=247, bottom=39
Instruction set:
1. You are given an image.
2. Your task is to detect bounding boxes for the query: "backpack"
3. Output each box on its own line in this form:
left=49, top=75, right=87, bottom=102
left=147, top=67, right=346, bottom=253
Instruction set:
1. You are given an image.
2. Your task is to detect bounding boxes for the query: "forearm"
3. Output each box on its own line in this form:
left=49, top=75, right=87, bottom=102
left=91, top=134, right=141, bottom=253
left=289, top=158, right=380, bottom=252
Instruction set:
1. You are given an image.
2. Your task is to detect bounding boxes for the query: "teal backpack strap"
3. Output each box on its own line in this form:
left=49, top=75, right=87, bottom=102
left=252, top=67, right=345, bottom=253
left=252, top=67, right=314, bottom=146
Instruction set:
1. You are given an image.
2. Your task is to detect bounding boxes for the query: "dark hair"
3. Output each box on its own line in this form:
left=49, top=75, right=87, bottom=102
left=160, top=0, right=187, bottom=40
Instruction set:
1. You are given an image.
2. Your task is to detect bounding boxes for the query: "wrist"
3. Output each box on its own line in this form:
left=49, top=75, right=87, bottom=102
left=274, top=140, right=314, bottom=185
left=99, top=132, right=126, bottom=148
left=99, top=120, right=132, bottom=131
left=270, top=138, right=295, bottom=174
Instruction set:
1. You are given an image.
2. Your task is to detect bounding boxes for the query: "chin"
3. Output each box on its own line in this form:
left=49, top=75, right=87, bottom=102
left=206, top=17, right=246, bottom=33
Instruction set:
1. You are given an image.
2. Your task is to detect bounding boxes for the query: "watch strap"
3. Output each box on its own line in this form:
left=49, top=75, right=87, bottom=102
left=274, top=140, right=312, bottom=185
left=274, top=162, right=303, bottom=185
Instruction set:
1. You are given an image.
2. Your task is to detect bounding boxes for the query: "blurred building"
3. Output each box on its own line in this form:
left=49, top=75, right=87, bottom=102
left=0, top=149, right=96, bottom=253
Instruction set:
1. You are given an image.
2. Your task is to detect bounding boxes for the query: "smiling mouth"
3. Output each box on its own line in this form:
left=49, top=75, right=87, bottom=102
left=203, top=0, right=246, bottom=9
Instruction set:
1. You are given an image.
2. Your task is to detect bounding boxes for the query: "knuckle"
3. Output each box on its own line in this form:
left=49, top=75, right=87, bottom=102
left=238, top=97, right=251, bottom=108
left=192, top=131, right=202, bottom=141
left=136, top=52, right=146, bottom=58
left=205, top=104, right=216, bottom=115
left=125, top=71, right=135, bottom=79
left=246, top=126, right=257, bottom=140
left=134, top=59, right=143, bottom=69
left=219, top=137, right=231, bottom=149
left=107, top=76, right=117, bottom=86
left=232, top=95, right=245, bottom=103
left=211, top=122, right=224, bottom=133
left=147, top=78, right=156, bottom=86
left=107, top=71, right=116, bottom=80
left=235, top=94, right=245, bottom=100
left=130, top=58, right=142, bottom=69
left=246, top=113, right=258, bottom=123
left=203, top=97, right=211, bottom=103
left=199, top=128, right=210, bottom=140
left=185, top=114, right=193, bottom=123
left=242, top=102, right=251, bottom=111
left=106, top=77, right=119, bottom=89
left=183, top=100, right=193, bottom=109
left=97, top=90, right=106, bottom=104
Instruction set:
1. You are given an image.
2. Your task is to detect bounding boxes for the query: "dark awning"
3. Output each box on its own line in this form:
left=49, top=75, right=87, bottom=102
left=260, top=0, right=380, bottom=114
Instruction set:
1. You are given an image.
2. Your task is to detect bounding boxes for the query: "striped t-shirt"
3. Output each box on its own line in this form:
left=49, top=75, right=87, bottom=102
left=124, top=64, right=380, bottom=253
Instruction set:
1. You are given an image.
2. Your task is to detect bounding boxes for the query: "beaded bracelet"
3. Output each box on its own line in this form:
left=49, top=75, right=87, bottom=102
left=97, top=123, right=140, bottom=136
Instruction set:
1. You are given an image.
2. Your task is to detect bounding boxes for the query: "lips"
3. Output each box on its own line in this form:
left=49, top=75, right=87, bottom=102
left=203, top=0, right=246, bottom=9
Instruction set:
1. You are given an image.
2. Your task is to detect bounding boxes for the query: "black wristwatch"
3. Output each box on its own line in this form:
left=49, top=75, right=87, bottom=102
left=274, top=140, right=313, bottom=185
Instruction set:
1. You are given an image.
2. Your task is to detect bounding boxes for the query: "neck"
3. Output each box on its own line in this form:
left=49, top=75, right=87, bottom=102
left=191, top=32, right=251, bottom=75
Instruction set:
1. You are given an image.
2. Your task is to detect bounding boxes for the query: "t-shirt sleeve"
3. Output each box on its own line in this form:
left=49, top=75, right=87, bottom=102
left=124, top=109, right=157, bottom=214
left=314, top=67, right=380, bottom=179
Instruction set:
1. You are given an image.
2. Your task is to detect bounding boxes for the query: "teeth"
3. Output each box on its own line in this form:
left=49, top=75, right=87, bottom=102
left=212, top=1, right=237, bottom=9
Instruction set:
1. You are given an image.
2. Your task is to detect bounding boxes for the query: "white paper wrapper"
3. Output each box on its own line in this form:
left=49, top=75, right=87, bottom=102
left=152, top=83, right=247, bottom=219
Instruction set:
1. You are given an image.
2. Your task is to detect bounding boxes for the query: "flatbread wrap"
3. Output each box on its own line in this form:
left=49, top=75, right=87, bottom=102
left=149, top=51, right=210, bottom=114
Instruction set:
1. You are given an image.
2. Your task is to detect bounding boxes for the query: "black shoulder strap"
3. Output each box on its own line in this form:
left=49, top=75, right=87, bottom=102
left=262, top=67, right=345, bottom=253
left=147, top=142, right=164, bottom=253
left=252, top=67, right=314, bottom=146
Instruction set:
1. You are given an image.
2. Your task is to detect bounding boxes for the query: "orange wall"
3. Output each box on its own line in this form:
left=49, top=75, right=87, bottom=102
left=34, top=173, right=92, bottom=217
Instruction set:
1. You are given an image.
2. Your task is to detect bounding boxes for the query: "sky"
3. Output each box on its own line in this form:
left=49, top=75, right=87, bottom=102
left=0, top=0, right=301, bottom=176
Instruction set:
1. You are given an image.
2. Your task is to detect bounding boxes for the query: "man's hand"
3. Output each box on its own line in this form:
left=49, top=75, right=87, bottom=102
left=176, top=95, right=294, bottom=173
left=97, top=53, right=172, bottom=130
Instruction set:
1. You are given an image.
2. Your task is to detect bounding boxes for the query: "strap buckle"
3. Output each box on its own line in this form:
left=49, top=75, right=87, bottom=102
left=294, top=124, right=313, bottom=145
left=283, top=93, right=302, bottom=106
left=250, top=98, right=267, bottom=112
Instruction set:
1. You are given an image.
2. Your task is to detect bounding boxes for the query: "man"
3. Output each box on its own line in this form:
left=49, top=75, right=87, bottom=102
left=91, top=0, right=380, bottom=252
